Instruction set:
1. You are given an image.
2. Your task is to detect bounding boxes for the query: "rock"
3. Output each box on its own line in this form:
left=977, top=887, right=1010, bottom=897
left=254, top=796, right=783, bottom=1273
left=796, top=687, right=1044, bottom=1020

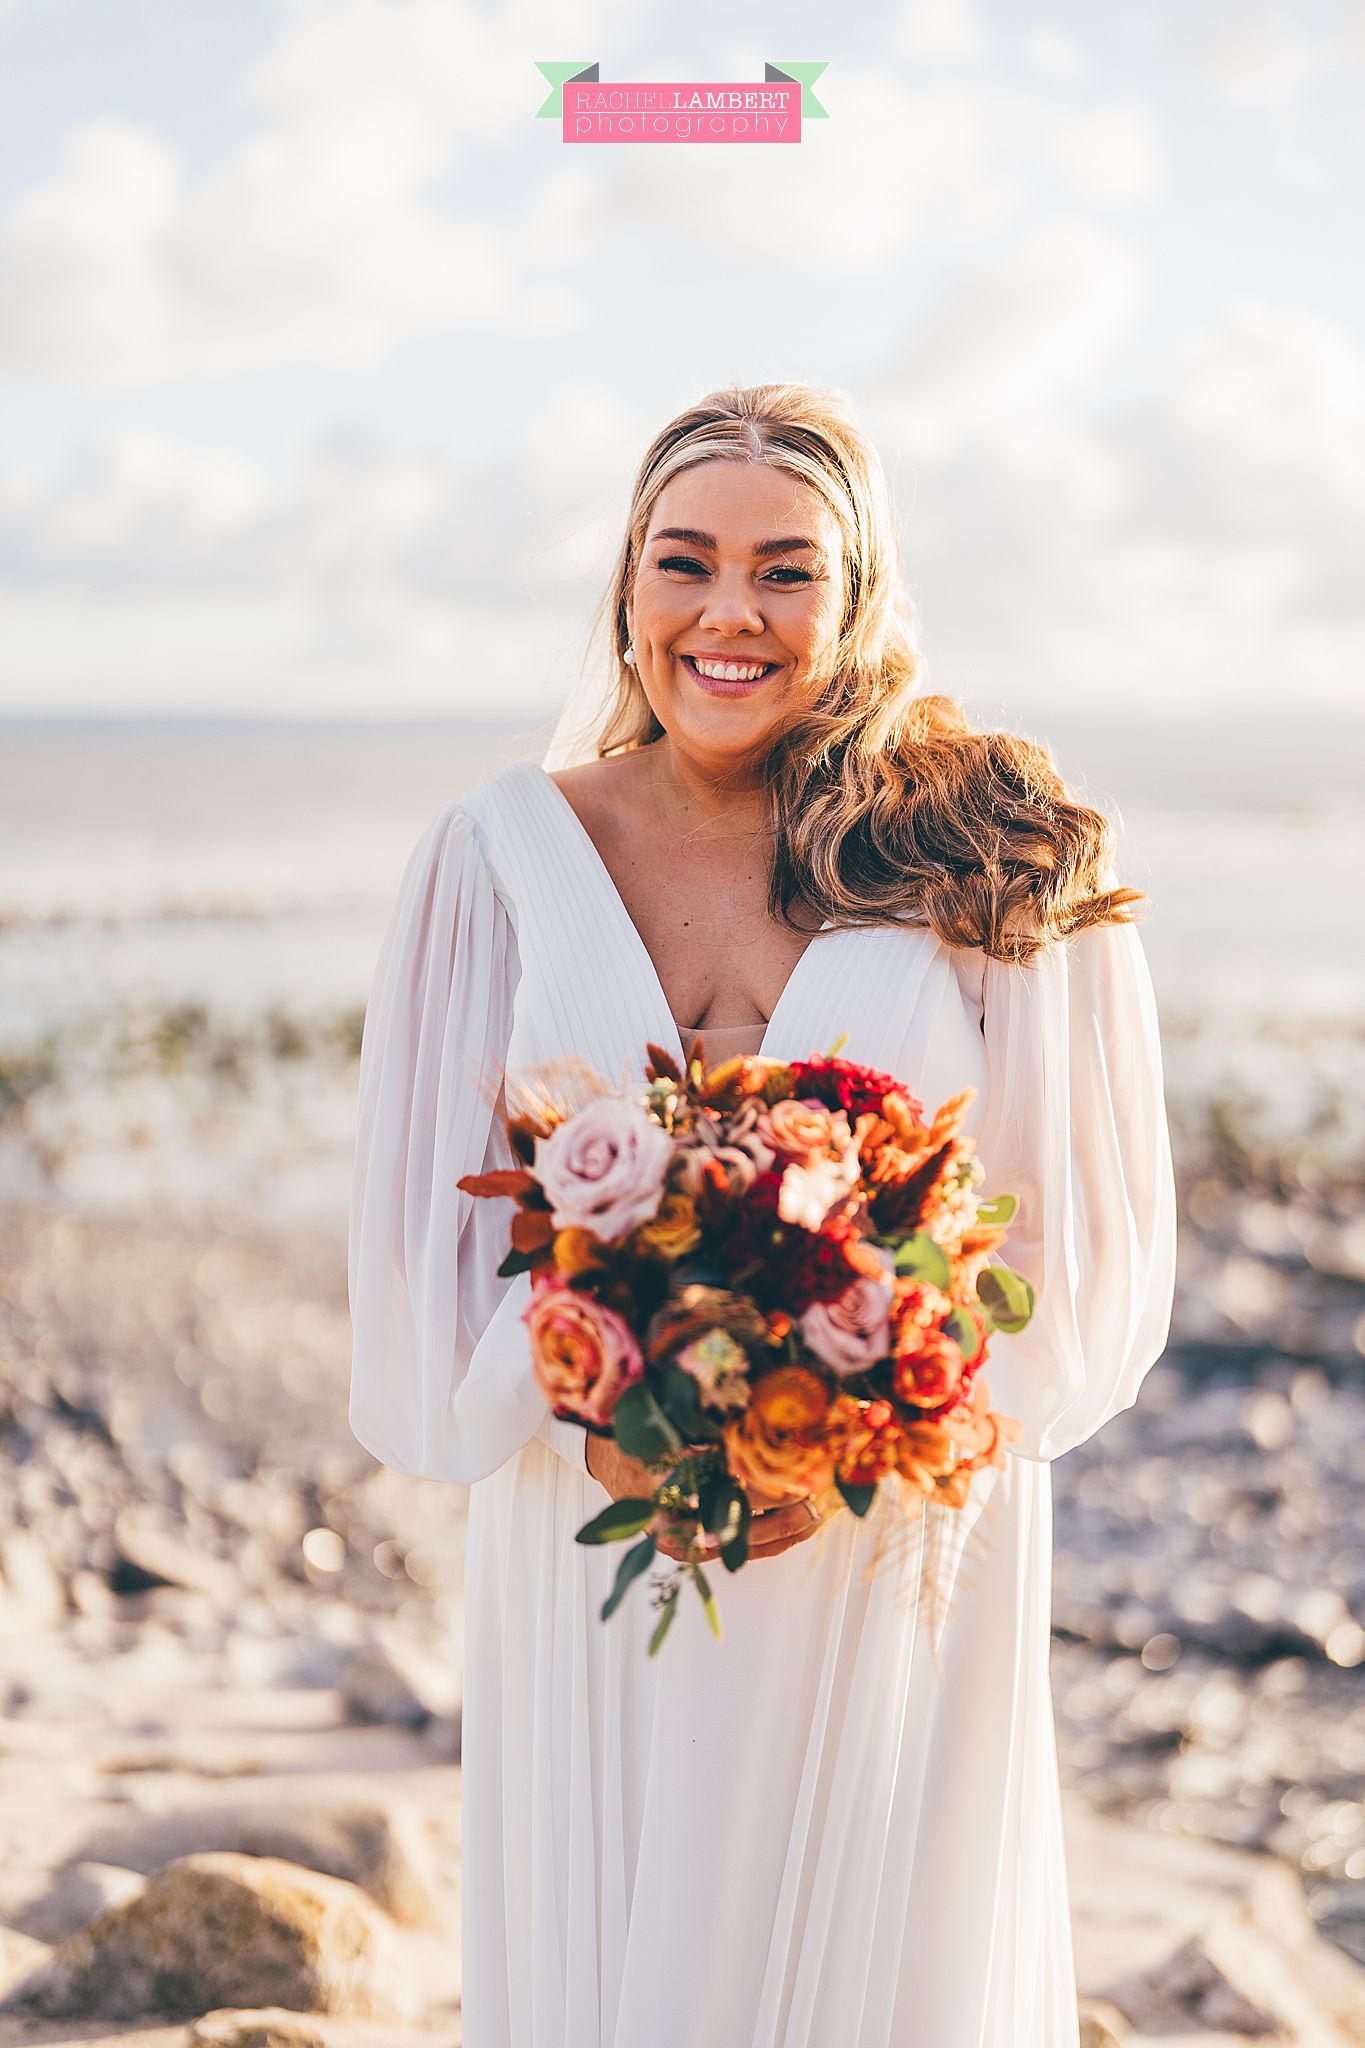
left=188, top=2009, right=330, bottom=2047
left=339, top=1632, right=459, bottom=1729
left=0, top=1528, right=67, bottom=1621
left=1077, top=1998, right=1129, bottom=2046
left=110, top=1504, right=239, bottom=1603
left=17, top=1858, right=146, bottom=1944
left=0, top=1925, right=52, bottom=1999
left=76, top=1793, right=437, bottom=1925
left=0, top=1851, right=411, bottom=2021
left=1068, top=1806, right=1365, bottom=2044
left=421, top=1707, right=462, bottom=1762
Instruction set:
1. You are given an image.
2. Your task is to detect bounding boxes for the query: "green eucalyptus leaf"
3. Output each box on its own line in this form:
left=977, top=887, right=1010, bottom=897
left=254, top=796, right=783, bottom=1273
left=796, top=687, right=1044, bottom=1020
left=835, top=1475, right=877, bottom=1518
left=600, top=1533, right=656, bottom=1621
left=893, top=1231, right=951, bottom=1289
left=612, top=1381, right=682, bottom=1461
left=978, top=1264, right=1036, bottom=1333
left=975, top=1193, right=1018, bottom=1227
left=944, top=1306, right=986, bottom=1367
left=719, top=1490, right=751, bottom=1571
left=647, top=1590, right=680, bottom=1657
left=574, top=1497, right=659, bottom=1545
left=660, top=1360, right=725, bottom=1442
left=697, top=1474, right=743, bottom=1539
left=688, top=1559, right=724, bottom=1640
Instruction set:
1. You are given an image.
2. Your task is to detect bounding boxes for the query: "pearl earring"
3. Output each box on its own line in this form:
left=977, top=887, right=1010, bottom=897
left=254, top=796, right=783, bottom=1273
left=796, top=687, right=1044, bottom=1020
left=624, top=645, right=636, bottom=666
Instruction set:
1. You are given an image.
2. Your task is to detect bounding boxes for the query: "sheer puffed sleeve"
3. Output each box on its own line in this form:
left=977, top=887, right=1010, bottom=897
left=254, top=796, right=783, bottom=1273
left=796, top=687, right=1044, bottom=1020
left=968, top=909, right=1178, bottom=1463
left=347, top=799, right=590, bottom=1485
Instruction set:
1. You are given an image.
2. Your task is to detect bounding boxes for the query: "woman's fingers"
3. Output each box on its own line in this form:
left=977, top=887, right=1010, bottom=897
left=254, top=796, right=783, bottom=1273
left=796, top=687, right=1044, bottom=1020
left=653, top=1502, right=819, bottom=1565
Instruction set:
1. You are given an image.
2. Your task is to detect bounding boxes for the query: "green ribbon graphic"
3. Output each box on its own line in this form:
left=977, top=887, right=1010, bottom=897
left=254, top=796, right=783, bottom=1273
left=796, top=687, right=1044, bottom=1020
left=765, top=62, right=829, bottom=118
left=535, top=62, right=597, bottom=119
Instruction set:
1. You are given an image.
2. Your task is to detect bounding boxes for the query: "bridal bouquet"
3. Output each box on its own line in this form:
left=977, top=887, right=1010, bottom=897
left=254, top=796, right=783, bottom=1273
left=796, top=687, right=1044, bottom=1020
left=458, top=1033, right=1033, bottom=1656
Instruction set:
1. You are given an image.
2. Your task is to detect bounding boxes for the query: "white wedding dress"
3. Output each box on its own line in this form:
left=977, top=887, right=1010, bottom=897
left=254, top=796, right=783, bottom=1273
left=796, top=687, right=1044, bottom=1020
left=347, top=756, right=1178, bottom=2048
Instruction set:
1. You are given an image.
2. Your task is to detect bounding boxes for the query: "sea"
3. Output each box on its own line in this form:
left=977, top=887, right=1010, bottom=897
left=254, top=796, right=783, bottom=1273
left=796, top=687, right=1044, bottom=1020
left=1, top=711, right=1361, bottom=1053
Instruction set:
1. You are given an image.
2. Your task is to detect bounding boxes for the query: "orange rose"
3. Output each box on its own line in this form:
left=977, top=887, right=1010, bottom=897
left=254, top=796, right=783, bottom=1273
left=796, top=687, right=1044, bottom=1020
left=892, top=1326, right=965, bottom=1409
left=634, top=1191, right=702, bottom=1259
left=553, top=1227, right=606, bottom=1278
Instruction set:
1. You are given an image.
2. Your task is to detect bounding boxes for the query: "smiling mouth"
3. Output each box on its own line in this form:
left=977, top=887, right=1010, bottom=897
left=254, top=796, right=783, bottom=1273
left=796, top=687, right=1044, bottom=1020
left=679, top=654, right=781, bottom=683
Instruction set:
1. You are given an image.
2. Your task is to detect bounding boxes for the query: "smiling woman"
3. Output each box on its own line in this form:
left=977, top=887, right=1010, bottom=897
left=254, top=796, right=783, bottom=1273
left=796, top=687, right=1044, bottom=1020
left=348, top=380, right=1178, bottom=2048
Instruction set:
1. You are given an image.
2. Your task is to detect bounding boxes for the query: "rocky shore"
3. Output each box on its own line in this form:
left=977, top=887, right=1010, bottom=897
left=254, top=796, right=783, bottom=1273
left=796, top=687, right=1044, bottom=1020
left=0, top=993, right=1363, bottom=2042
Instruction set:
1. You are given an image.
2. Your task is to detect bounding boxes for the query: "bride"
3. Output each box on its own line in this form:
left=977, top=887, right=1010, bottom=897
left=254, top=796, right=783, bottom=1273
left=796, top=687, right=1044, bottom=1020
left=347, top=381, right=1178, bottom=2047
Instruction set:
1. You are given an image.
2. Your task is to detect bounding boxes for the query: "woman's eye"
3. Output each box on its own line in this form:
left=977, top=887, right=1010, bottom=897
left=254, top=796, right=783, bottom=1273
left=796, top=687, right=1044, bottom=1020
left=657, top=556, right=812, bottom=585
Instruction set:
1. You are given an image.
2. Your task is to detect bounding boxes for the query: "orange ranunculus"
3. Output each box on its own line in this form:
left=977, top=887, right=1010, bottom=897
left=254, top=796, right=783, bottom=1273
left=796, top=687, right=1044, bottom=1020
left=750, top=1366, right=829, bottom=1434
left=934, top=1466, right=975, bottom=1508
left=634, top=1190, right=702, bottom=1259
left=553, top=1227, right=607, bottom=1278
left=894, top=1419, right=956, bottom=1495
left=938, top=1372, right=995, bottom=1455
left=821, top=1394, right=905, bottom=1488
left=942, top=1375, right=1021, bottom=1474
left=892, top=1326, right=965, bottom=1409
left=723, top=1408, right=835, bottom=1503
left=890, top=1278, right=954, bottom=1342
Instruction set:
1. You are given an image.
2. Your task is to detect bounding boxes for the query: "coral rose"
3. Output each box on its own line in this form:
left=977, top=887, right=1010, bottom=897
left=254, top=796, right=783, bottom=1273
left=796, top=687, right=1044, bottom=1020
left=891, top=1326, right=965, bottom=1409
left=533, top=1095, right=673, bottom=1242
left=765, top=1097, right=838, bottom=1157
left=522, top=1277, right=644, bottom=1428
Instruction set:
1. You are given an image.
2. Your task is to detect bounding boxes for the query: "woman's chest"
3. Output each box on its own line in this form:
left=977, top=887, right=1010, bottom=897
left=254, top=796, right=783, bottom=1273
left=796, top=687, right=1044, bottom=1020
left=613, top=863, right=823, bottom=1034
left=504, top=894, right=987, bottom=1133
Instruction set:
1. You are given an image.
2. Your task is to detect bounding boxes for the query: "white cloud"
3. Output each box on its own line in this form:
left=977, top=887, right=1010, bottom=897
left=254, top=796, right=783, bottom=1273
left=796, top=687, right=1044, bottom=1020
left=1172, top=298, right=1365, bottom=502
left=1179, top=0, right=1337, bottom=112
left=1025, top=27, right=1089, bottom=83
left=891, top=0, right=991, bottom=64
left=0, top=0, right=621, bottom=383
left=878, top=218, right=1147, bottom=457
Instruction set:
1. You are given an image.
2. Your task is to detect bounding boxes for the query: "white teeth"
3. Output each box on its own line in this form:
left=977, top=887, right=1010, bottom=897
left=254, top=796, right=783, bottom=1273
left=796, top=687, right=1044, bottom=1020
left=688, top=657, right=772, bottom=682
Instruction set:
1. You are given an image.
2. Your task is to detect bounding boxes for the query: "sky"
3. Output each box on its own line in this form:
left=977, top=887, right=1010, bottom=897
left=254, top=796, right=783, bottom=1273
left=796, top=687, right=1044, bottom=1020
left=0, top=0, right=1361, bottom=729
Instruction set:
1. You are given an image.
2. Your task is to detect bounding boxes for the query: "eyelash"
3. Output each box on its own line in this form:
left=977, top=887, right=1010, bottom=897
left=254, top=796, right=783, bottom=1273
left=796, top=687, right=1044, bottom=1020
left=657, top=555, right=814, bottom=585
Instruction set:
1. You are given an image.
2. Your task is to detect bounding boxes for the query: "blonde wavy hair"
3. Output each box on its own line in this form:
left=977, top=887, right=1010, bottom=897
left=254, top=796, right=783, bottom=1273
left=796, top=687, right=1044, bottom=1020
left=578, top=381, right=1145, bottom=965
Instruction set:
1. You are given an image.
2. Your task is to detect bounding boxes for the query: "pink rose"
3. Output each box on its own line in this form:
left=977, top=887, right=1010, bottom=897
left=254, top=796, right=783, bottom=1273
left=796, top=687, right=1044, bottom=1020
left=533, top=1095, right=674, bottom=1242
left=522, top=1277, right=644, bottom=1427
left=799, top=1266, right=896, bottom=1377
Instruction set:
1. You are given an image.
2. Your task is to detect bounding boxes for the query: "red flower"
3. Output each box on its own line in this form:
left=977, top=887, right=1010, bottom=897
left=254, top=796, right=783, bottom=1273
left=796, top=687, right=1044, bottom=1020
left=784, top=1054, right=923, bottom=1125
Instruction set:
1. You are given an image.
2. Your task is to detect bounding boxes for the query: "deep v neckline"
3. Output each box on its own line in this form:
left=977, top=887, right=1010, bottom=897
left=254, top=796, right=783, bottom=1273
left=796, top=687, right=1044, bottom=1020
left=526, top=762, right=835, bottom=1070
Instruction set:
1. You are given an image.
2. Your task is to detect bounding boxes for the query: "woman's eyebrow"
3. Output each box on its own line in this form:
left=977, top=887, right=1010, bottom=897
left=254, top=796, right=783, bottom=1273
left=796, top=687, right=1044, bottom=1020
left=652, top=527, right=823, bottom=559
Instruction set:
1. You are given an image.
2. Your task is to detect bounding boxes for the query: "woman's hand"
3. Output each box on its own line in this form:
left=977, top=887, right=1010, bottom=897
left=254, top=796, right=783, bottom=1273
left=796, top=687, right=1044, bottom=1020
left=585, top=1434, right=822, bottom=1564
